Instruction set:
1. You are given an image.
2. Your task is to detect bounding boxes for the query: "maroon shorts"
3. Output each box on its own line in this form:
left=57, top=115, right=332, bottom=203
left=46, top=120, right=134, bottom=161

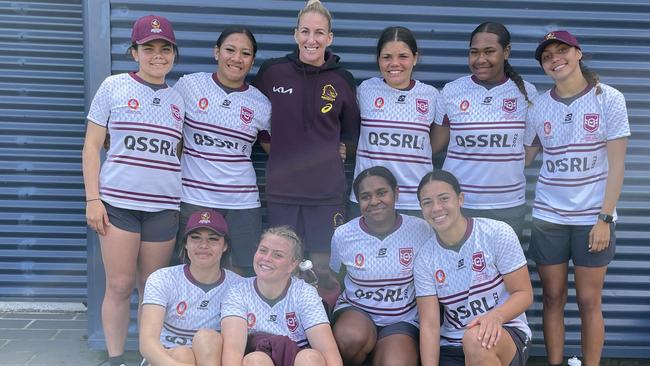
left=266, top=203, right=345, bottom=253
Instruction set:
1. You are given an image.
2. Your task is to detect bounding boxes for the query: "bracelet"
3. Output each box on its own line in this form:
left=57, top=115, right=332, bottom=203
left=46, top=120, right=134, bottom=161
left=86, top=198, right=101, bottom=202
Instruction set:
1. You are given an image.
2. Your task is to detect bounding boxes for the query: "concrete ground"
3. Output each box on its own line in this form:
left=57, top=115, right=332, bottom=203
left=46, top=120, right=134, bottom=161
left=0, top=302, right=648, bottom=366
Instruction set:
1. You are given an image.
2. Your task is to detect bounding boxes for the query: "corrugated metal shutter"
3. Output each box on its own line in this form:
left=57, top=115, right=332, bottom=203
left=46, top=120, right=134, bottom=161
left=0, top=0, right=86, bottom=300
left=91, top=0, right=650, bottom=356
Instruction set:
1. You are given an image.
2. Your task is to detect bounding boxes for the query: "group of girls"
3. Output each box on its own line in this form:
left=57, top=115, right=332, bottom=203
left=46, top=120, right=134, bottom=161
left=82, top=0, right=629, bottom=365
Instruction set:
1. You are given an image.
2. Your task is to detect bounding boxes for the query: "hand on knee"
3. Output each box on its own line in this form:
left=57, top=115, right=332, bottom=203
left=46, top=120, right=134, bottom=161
left=462, top=327, right=495, bottom=361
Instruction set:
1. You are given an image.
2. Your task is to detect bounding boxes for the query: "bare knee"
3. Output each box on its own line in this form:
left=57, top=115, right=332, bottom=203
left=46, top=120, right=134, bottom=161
left=542, top=288, right=567, bottom=309
left=334, top=324, right=372, bottom=356
left=243, top=351, right=273, bottom=366
left=295, top=349, right=325, bottom=366
left=576, top=292, right=602, bottom=314
left=168, top=346, right=195, bottom=363
left=193, top=328, right=222, bottom=350
left=105, top=275, right=135, bottom=300
left=462, top=327, right=492, bottom=362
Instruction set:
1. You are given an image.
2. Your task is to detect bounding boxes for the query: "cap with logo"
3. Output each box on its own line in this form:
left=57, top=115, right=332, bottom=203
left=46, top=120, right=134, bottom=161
left=184, top=209, right=229, bottom=237
left=131, top=14, right=176, bottom=45
left=535, top=30, right=581, bottom=63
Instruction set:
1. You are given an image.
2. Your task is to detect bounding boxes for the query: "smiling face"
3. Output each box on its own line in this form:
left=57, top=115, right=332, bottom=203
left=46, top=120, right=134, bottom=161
left=185, top=228, right=227, bottom=268
left=253, top=233, right=299, bottom=283
left=131, top=39, right=175, bottom=84
left=419, top=180, right=465, bottom=235
left=540, top=42, right=583, bottom=83
left=378, top=40, right=417, bottom=89
left=294, top=11, right=333, bottom=67
left=468, top=32, right=510, bottom=83
left=215, top=32, right=255, bottom=89
left=358, top=175, right=398, bottom=231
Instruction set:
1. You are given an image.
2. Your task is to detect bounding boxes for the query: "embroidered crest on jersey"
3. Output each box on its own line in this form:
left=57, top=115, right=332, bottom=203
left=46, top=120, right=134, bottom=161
left=471, top=252, right=486, bottom=272
left=543, top=121, right=552, bottom=136
left=583, top=113, right=600, bottom=132
left=198, top=97, right=209, bottom=111
left=502, top=98, right=517, bottom=113
left=176, top=301, right=188, bottom=316
left=460, top=100, right=470, bottom=112
left=435, top=269, right=446, bottom=283
left=150, top=19, right=162, bottom=33
left=285, top=312, right=299, bottom=332
left=128, top=98, right=140, bottom=110
left=240, top=106, right=254, bottom=124
left=416, top=99, right=429, bottom=115
left=321, top=84, right=337, bottom=102
left=171, top=104, right=182, bottom=122
left=354, top=253, right=365, bottom=268
left=374, top=97, right=385, bottom=109
left=399, top=247, right=414, bottom=267
left=246, top=312, right=256, bottom=328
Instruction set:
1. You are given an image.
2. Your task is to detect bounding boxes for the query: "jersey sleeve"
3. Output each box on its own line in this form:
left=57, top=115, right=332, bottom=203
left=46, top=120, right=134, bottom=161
left=414, top=239, right=438, bottom=297
left=220, top=281, right=248, bottom=321
left=296, top=280, right=329, bottom=329
left=523, top=102, right=540, bottom=147
left=433, top=86, right=449, bottom=126
left=492, top=221, right=527, bottom=275
left=142, top=268, right=170, bottom=307
left=87, top=77, right=113, bottom=126
left=173, top=75, right=189, bottom=100
left=603, top=86, right=631, bottom=140
left=329, top=227, right=343, bottom=273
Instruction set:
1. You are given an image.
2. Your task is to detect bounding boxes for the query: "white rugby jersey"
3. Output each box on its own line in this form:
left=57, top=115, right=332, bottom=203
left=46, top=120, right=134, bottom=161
left=435, top=76, right=537, bottom=209
left=330, top=214, right=433, bottom=327
left=174, top=72, right=271, bottom=209
left=221, top=277, right=328, bottom=348
left=414, top=217, right=530, bottom=347
left=351, top=78, right=438, bottom=209
left=524, top=83, right=630, bottom=225
left=142, top=265, right=242, bottom=348
left=87, top=72, right=185, bottom=211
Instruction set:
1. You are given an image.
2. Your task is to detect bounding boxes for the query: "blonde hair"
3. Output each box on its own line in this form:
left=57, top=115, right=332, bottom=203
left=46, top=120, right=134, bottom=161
left=297, top=0, right=332, bottom=32
left=261, top=226, right=303, bottom=262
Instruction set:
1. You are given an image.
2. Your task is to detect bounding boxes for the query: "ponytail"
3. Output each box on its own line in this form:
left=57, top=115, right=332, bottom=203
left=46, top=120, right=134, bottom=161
left=504, top=60, right=531, bottom=104
left=580, top=61, right=602, bottom=95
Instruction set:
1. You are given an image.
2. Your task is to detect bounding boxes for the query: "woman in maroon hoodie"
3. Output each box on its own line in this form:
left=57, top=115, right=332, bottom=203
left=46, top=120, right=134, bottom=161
left=253, top=0, right=361, bottom=301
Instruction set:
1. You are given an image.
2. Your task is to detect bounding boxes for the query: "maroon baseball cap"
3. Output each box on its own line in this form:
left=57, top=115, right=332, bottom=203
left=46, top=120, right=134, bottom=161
left=535, top=30, right=581, bottom=62
left=131, top=14, right=176, bottom=45
left=184, top=209, right=229, bottom=237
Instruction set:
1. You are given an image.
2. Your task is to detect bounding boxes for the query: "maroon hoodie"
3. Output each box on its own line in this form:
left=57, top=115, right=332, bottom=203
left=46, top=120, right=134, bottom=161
left=253, top=49, right=361, bottom=205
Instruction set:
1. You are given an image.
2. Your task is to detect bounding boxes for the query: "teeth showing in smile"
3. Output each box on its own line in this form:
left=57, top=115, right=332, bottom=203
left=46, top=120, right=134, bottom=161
left=552, top=64, right=566, bottom=71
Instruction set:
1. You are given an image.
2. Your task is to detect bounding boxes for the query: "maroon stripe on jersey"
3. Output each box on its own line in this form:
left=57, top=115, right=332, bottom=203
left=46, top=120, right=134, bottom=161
left=182, top=177, right=256, bottom=189
left=102, top=187, right=180, bottom=200
left=108, top=159, right=181, bottom=172
left=109, top=155, right=180, bottom=167
left=438, top=275, right=503, bottom=304
left=538, top=171, right=607, bottom=187
left=357, top=150, right=431, bottom=164
left=183, top=148, right=251, bottom=163
left=183, top=146, right=247, bottom=159
left=185, top=116, right=256, bottom=143
left=460, top=186, right=524, bottom=194
left=362, top=120, right=430, bottom=134
left=348, top=273, right=413, bottom=286
left=111, top=121, right=182, bottom=139
left=102, top=190, right=180, bottom=205
left=446, top=154, right=524, bottom=163
left=534, top=201, right=600, bottom=216
left=362, top=118, right=430, bottom=128
left=449, top=120, right=525, bottom=128
left=348, top=276, right=413, bottom=288
left=398, top=186, right=418, bottom=193
left=163, top=322, right=197, bottom=337
left=441, top=334, right=463, bottom=343
left=543, top=141, right=606, bottom=155
left=443, top=311, right=464, bottom=330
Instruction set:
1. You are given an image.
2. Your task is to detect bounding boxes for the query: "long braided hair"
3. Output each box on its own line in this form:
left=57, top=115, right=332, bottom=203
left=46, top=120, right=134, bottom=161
left=470, top=22, right=531, bottom=104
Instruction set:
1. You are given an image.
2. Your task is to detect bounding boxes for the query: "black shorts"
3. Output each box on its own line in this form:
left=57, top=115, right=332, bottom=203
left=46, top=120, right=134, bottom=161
left=529, top=218, right=616, bottom=267
left=267, top=202, right=345, bottom=253
left=332, top=306, right=419, bottom=341
left=178, top=202, right=262, bottom=268
left=439, top=326, right=530, bottom=366
left=104, top=202, right=178, bottom=242
left=461, top=204, right=528, bottom=239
